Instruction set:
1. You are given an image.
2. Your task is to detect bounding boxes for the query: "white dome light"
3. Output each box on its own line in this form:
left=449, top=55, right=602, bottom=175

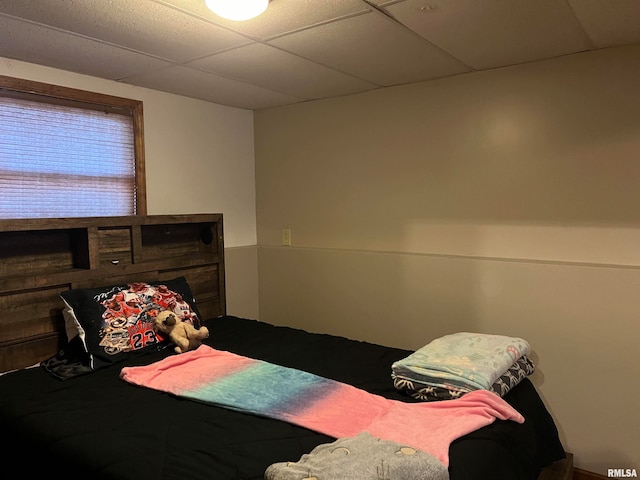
left=205, top=0, right=269, bottom=21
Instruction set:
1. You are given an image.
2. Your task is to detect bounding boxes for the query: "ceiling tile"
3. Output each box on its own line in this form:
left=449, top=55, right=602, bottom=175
left=384, top=0, right=592, bottom=69
left=189, top=43, right=379, bottom=99
left=0, top=14, right=171, bottom=80
left=270, top=11, right=470, bottom=86
left=568, top=0, right=640, bottom=48
left=123, top=64, right=302, bottom=109
left=0, top=0, right=250, bottom=62
left=159, top=0, right=371, bottom=40
left=0, top=0, right=637, bottom=110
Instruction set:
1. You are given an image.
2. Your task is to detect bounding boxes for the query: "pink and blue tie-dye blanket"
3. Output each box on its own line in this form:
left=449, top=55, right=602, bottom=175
left=120, top=345, right=524, bottom=466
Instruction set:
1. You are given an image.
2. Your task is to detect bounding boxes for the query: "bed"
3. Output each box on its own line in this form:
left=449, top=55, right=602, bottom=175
left=0, top=214, right=569, bottom=480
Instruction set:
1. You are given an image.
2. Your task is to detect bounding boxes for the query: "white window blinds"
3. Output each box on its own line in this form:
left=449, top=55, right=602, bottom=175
left=0, top=95, right=137, bottom=219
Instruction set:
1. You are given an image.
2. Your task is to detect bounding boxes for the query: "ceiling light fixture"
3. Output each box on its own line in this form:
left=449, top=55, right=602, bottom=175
left=205, top=0, right=269, bottom=21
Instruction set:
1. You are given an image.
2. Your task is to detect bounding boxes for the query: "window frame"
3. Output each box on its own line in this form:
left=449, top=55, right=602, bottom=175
left=0, top=74, right=147, bottom=217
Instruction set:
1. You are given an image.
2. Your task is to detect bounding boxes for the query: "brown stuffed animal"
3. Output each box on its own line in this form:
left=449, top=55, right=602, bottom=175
left=153, top=310, right=209, bottom=353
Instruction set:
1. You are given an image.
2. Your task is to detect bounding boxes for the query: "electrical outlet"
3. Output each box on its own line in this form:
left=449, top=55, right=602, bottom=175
left=281, top=228, right=292, bottom=246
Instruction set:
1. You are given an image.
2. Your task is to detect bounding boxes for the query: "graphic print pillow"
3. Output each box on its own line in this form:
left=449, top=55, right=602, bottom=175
left=60, top=277, right=202, bottom=370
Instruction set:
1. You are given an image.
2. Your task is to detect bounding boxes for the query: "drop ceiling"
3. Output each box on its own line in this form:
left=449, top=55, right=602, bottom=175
left=0, top=0, right=638, bottom=110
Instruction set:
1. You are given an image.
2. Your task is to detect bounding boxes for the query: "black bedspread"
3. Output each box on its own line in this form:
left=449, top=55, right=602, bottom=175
left=0, top=316, right=565, bottom=479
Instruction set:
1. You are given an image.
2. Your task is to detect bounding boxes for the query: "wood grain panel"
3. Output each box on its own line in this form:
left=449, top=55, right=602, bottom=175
left=0, top=287, right=65, bottom=342
left=98, top=227, right=133, bottom=267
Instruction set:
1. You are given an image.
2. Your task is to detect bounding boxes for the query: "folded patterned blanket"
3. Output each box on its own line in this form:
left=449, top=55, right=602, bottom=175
left=120, top=345, right=524, bottom=467
left=392, top=332, right=531, bottom=394
left=394, top=355, right=535, bottom=401
left=265, top=432, right=449, bottom=480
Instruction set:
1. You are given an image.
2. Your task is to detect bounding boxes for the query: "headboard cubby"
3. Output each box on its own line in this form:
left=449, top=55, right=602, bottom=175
left=0, top=214, right=225, bottom=372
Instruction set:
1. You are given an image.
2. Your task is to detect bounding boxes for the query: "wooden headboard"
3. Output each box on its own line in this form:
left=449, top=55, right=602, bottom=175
left=0, top=214, right=226, bottom=372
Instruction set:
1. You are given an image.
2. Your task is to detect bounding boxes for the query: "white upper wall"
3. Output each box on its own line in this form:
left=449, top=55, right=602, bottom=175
left=0, top=56, right=257, bottom=248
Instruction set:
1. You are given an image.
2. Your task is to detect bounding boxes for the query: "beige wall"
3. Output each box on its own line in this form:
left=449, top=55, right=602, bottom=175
left=224, top=245, right=259, bottom=319
left=255, top=44, right=640, bottom=474
left=0, top=57, right=259, bottom=319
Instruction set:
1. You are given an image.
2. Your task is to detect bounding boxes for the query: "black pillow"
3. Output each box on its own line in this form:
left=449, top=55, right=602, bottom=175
left=60, top=277, right=202, bottom=370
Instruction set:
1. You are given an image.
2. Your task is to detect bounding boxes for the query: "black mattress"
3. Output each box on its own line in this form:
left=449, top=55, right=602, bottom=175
left=0, top=315, right=565, bottom=479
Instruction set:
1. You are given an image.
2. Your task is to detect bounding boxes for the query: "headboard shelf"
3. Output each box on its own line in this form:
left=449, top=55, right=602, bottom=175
left=0, top=214, right=225, bottom=372
left=0, top=255, right=223, bottom=295
left=0, top=214, right=220, bottom=231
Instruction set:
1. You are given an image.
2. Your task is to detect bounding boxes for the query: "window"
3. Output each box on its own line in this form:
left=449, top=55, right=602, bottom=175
left=0, top=75, right=146, bottom=218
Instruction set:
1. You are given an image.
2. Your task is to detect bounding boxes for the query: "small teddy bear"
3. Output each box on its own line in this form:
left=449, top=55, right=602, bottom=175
left=153, top=310, right=209, bottom=353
